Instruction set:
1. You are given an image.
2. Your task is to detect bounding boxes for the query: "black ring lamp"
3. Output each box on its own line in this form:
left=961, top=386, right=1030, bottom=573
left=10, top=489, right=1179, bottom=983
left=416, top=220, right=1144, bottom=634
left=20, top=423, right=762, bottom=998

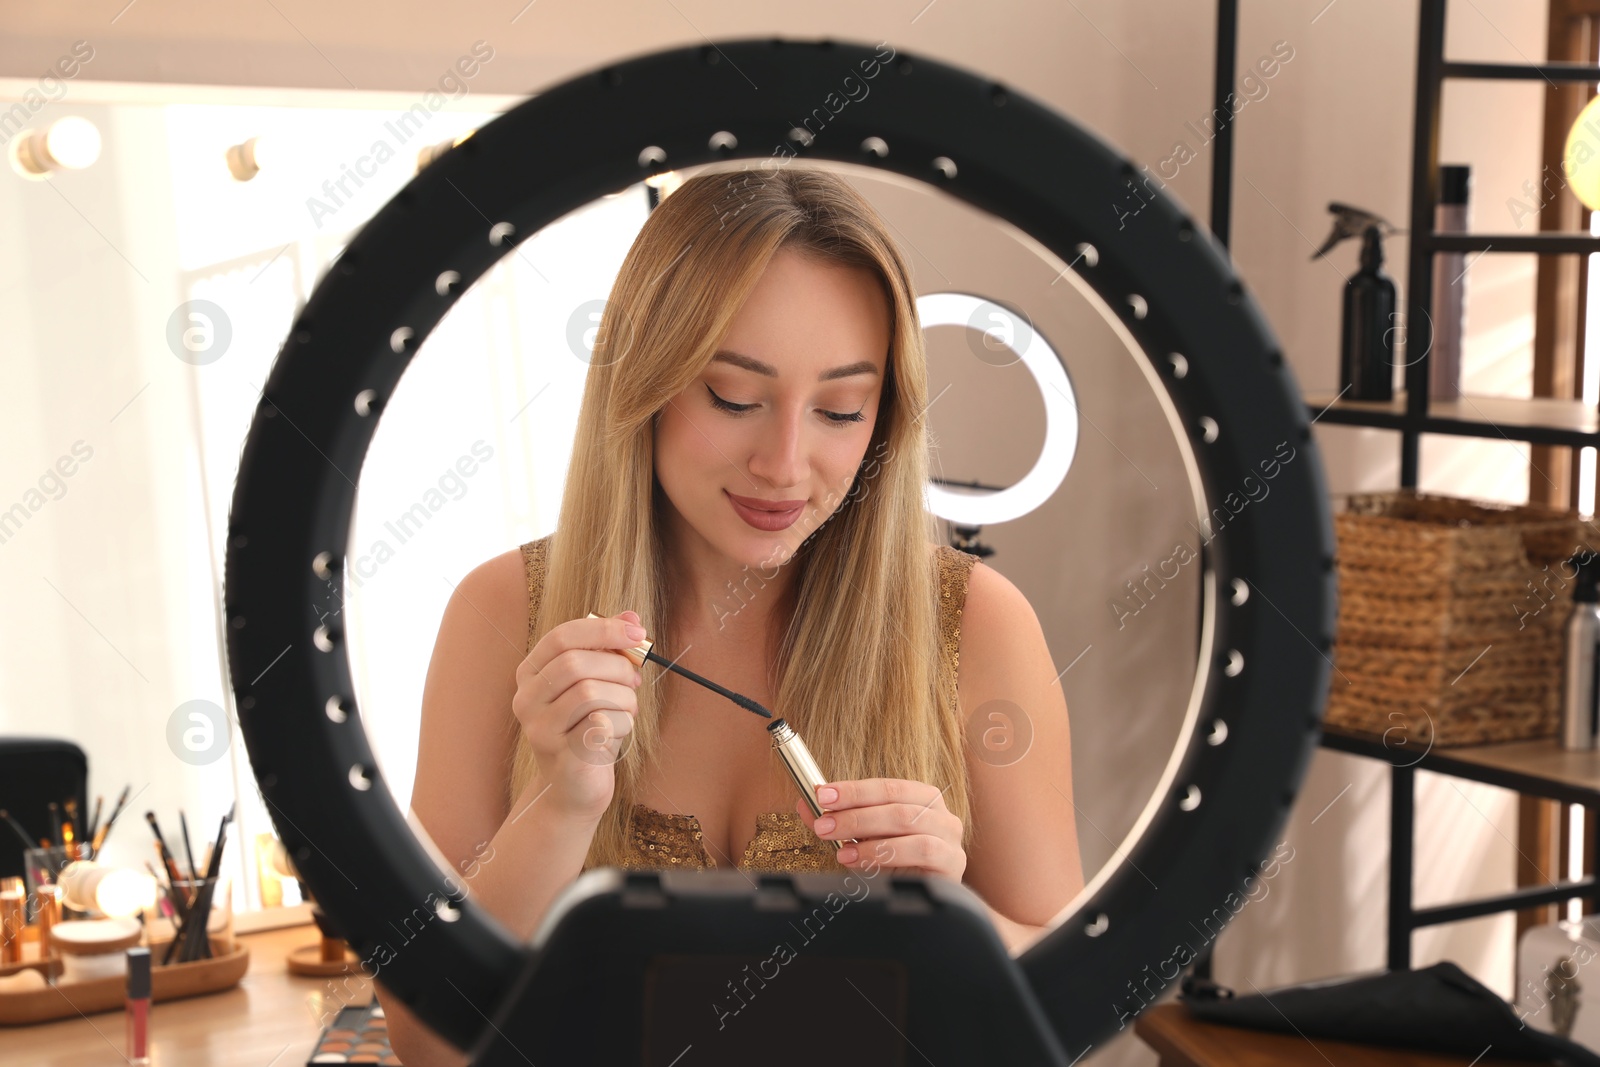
left=224, top=37, right=1335, bottom=1063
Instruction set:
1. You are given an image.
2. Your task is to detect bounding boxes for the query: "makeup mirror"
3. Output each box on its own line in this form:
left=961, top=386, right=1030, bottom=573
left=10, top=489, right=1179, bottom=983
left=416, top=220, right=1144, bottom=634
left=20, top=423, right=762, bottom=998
left=337, top=157, right=1205, bottom=945
left=222, top=36, right=1331, bottom=1058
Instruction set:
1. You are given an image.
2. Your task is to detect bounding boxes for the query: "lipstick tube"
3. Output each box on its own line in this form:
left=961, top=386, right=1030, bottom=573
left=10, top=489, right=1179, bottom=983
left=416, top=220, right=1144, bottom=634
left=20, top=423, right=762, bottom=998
left=768, top=719, right=857, bottom=852
left=125, top=946, right=150, bottom=1064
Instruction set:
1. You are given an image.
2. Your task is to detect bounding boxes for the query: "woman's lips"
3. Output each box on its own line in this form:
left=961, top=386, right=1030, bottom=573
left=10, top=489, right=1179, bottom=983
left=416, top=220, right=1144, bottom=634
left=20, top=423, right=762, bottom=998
left=726, top=490, right=805, bottom=532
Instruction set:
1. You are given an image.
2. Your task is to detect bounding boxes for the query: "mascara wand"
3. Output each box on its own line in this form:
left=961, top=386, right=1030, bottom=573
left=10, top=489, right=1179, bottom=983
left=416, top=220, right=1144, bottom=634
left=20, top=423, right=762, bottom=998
left=586, top=613, right=773, bottom=719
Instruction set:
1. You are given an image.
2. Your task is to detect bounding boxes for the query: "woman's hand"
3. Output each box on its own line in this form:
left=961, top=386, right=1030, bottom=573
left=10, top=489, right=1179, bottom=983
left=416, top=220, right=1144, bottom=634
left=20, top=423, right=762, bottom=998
left=513, top=610, right=646, bottom=822
left=794, top=778, right=967, bottom=881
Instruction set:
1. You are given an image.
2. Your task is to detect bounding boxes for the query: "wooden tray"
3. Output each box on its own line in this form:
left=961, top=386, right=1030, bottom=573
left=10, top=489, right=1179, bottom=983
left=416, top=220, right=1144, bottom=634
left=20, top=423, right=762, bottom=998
left=0, top=937, right=249, bottom=1025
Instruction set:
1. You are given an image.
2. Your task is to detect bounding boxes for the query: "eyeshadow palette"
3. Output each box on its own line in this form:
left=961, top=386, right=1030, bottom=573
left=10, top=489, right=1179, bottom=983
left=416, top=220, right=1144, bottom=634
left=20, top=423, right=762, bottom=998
left=307, top=999, right=398, bottom=1065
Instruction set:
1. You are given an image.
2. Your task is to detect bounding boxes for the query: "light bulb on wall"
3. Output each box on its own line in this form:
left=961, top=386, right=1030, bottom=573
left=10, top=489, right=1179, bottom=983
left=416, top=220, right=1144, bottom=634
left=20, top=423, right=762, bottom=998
left=1566, top=95, right=1600, bottom=211
left=225, top=135, right=270, bottom=181
left=8, top=116, right=102, bottom=180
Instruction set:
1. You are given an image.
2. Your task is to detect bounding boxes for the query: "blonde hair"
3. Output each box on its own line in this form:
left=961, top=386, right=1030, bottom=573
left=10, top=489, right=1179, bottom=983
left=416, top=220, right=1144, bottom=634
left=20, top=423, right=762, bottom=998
left=509, top=164, right=971, bottom=870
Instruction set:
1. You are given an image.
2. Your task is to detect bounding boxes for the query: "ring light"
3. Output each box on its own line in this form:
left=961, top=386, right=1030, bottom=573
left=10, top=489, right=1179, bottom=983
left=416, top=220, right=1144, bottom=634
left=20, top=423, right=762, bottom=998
left=224, top=37, right=1335, bottom=1061
left=916, top=291, right=1079, bottom=526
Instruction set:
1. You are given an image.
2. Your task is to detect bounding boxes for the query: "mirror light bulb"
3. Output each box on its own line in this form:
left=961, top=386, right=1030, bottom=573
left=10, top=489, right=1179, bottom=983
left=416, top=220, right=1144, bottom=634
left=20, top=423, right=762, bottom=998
left=44, top=116, right=102, bottom=171
left=227, top=135, right=271, bottom=181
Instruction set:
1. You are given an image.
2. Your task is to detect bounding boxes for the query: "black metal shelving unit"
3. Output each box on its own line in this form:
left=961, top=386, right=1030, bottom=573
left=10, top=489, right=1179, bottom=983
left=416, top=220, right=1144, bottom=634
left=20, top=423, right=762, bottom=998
left=1310, top=0, right=1600, bottom=972
left=1307, top=0, right=1600, bottom=482
left=1323, top=726, right=1600, bottom=970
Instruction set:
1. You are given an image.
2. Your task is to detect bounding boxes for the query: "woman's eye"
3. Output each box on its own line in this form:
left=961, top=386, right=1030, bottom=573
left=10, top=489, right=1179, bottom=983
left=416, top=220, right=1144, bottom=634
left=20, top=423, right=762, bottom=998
left=706, top=384, right=864, bottom=426
left=705, top=385, right=755, bottom=414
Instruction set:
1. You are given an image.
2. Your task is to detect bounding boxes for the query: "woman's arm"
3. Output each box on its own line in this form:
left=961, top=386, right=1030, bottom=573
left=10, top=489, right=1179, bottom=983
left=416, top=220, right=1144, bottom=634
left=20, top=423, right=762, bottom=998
left=956, top=560, right=1085, bottom=949
left=980, top=902, right=1050, bottom=954
left=377, top=549, right=602, bottom=1067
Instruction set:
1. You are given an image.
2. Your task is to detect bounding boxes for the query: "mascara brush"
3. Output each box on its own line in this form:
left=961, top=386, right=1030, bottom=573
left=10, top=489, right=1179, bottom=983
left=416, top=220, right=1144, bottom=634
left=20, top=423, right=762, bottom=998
left=586, top=613, right=773, bottom=719
left=581, top=616, right=855, bottom=853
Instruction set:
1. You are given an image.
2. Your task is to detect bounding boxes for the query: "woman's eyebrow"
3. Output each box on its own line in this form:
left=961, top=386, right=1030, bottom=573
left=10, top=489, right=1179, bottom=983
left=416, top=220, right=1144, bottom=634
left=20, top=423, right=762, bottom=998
left=711, top=349, right=880, bottom=381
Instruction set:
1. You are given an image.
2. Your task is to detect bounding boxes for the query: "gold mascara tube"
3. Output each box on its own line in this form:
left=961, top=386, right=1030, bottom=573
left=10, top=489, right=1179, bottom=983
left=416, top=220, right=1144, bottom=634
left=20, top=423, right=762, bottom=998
left=767, top=718, right=857, bottom=852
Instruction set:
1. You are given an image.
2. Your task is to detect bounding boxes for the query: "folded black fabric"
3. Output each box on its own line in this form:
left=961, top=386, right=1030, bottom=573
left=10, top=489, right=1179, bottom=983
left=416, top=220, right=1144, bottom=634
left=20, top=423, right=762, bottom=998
left=1181, top=962, right=1600, bottom=1066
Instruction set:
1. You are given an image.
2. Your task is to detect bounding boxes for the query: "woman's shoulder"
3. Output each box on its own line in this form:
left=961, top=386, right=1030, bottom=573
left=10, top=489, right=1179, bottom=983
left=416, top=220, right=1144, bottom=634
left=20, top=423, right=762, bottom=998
left=948, top=550, right=1046, bottom=695
left=437, top=536, right=550, bottom=662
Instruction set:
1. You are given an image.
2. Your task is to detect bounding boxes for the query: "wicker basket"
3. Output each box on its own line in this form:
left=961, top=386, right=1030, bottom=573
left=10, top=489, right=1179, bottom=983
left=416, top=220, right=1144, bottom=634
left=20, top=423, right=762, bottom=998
left=1324, top=490, right=1599, bottom=747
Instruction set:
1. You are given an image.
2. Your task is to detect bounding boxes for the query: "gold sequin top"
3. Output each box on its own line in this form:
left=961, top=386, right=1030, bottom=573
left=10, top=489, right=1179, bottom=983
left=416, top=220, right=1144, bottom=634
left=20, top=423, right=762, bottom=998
left=519, top=535, right=978, bottom=872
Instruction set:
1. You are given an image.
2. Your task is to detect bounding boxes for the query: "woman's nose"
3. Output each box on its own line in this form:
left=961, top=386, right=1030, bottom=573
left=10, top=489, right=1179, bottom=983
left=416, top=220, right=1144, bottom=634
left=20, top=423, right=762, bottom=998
left=747, top=406, right=807, bottom=488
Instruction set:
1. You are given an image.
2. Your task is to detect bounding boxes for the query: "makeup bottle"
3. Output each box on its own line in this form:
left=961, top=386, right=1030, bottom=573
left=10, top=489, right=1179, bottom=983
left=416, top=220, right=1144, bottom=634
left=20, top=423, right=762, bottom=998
left=35, top=884, right=61, bottom=962
left=1429, top=164, right=1471, bottom=401
left=1561, top=554, right=1600, bottom=751
left=0, top=881, right=22, bottom=964
left=125, top=946, right=151, bottom=1065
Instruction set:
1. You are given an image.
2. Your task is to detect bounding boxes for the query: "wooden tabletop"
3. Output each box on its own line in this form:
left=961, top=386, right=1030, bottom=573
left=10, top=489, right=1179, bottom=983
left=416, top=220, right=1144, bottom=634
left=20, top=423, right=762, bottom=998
left=0, top=923, right=373, bottom=1067
left=1135, top=1002, right=1548, bottom=1067
left=1429, top=737, right=1600, bottom=795
left=1320, top=725, right=1600, bottom=806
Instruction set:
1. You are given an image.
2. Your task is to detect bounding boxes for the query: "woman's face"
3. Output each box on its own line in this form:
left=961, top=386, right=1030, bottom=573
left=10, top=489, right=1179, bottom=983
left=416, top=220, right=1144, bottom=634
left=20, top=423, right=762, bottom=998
left=654, top=246, right=891, bottom=576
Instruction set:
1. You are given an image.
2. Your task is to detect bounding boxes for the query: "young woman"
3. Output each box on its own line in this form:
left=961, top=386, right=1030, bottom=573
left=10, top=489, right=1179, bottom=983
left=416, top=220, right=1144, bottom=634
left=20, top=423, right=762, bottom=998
left=381, top=166, right=1083, bottom=1066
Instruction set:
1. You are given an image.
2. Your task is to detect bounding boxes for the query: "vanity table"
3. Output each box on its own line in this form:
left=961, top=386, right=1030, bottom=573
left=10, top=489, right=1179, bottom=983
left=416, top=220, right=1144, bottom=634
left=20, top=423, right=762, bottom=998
left=2, top=922, right=368, bottom=1067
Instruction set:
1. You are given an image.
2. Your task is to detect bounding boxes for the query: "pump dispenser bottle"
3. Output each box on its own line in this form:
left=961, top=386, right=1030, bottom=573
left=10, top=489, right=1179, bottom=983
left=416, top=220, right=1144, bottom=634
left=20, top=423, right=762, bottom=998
left=1561, top=553, right=1600, bottom=751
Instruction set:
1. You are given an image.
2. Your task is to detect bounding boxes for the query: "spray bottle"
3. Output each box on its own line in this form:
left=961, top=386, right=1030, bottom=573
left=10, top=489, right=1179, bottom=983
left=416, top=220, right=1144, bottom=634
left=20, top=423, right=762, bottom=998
left=1312, top=204, right=1400, bottom=402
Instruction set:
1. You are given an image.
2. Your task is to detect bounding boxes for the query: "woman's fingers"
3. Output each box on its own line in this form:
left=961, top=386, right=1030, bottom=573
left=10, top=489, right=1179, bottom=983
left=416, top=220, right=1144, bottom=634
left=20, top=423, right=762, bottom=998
left=832, top=834, right=948, bottom=871
left=525, top=647, right=641, bottom=706
left=809, top=801, right=956, bottom=843
left=525, top=613, right=647, bottom=679
left=568, top=707, right=636, bottom=767
left=803, top=779, right=966, bottom=879
left=811, top=777, right=947, bottom=815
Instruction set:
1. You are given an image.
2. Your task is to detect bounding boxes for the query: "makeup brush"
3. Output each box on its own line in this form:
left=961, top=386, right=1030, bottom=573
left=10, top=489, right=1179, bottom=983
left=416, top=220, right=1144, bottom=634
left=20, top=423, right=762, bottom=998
left=179, top=812, right=198, bottom=884
left=587, top=613, right=772, bottom=719
left=145, top=813, right=185, bottom=889
left=144, top=860, right=188, bottom=923
left=170, top=803, right=233, bottom=965
left=93, top=785, right=132, bottom=852
left=85, top=796, right=103, bottom=847
left=47, top=803, right=62, bottom=847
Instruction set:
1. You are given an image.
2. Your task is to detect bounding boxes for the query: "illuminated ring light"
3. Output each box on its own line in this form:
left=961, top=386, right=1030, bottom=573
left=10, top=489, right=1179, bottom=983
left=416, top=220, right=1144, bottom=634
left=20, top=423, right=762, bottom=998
left=224, top=37, right=1334, bottom=1058
left=917, top=291, right=1079, bottom=526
